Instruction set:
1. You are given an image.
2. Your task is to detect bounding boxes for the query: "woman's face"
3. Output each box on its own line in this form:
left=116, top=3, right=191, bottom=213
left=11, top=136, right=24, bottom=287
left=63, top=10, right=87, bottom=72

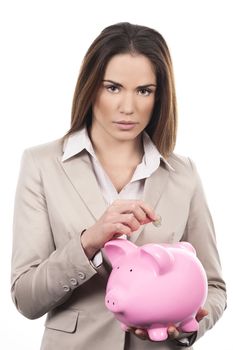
left=91, top=53, right=157, bottom=143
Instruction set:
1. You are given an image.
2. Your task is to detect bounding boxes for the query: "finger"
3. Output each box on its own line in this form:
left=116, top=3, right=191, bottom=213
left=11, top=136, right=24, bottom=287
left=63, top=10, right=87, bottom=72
left=120, top=213, right=141, bottom=231
left=134, top=329, right=148, bottom=340
left=125, top=205, right=148, bottom=224
left=137, top=200, right=156, bottom=221
left=126, top=327, right=148, bottom=339
left=134, top=329, right=148, bottom=337
left=125, top=327, right=134, bottom=332
left=111, top=223, right=132, bottom=237
left=122, top=208, right=154, bottom=226
left=196, top=308, right=208, bottom=322
left=111, top=200, right=156, bottom=221
left=132, top=201, right=156, bottom=221
left=167, top=326, right=179, bottom=339
left=109, top=213, right=140, bottom=232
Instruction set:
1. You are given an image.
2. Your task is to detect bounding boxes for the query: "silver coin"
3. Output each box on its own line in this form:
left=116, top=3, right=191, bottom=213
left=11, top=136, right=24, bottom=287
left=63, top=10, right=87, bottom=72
left=152, top=215, right=162, bottom=227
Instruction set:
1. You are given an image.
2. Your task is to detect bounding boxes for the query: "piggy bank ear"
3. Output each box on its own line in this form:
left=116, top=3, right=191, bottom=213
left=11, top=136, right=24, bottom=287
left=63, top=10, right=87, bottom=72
left=140, top=244, right=174, bottom=274
left=103, top=239, right=137, bottom=267
left=174, top=241, right=196, bottom=255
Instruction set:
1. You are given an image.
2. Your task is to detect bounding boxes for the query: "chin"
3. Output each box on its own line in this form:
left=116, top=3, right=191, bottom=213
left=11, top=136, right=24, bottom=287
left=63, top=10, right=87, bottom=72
left=113, top=127, right=143, bottom=138
left=114, top=131, right=141, bottom=141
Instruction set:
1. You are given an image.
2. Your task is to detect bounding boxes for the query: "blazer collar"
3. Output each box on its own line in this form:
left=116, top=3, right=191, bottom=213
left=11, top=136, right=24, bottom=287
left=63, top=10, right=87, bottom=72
left=58, top=151, right=108, bottom=221
left=130, top=163, right=169, bottom=243
left=62, top=127, right=175, bottom=172
left=58, top=149, right=169, bottom=241
left=58, top=129, right=171, bottom=239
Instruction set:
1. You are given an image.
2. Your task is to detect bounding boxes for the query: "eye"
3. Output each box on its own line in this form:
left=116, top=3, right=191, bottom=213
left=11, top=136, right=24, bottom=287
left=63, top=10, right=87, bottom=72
left=105, top=85, right=120, bottom=93
left=129, top=269, right=133, bottom=272
left=138, top=88, right=153, bottom=96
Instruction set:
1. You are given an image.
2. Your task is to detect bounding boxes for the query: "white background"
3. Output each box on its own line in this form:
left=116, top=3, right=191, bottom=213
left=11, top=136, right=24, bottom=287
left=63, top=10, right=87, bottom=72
left=0, top=0, right=232, bottom=349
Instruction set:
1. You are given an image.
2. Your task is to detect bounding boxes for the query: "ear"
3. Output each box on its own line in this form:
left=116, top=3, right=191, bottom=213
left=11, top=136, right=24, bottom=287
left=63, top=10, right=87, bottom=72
left=140, top=244, right=175, bottom=274
left=174, top=242, right=196, bottom=255
left=103, top=239, right=137, bottom=267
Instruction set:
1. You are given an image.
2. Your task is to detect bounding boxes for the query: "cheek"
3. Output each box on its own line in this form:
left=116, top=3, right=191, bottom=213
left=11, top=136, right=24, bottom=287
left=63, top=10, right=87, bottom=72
left=93, top=96, right=101, bottom=117
left=139, top=98, right=155, bottom=118
left=96, top=93, right=115, bottom=115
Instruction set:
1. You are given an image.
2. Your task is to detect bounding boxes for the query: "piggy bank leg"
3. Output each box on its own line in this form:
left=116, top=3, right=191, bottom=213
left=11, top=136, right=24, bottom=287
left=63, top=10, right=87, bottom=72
left=148, top=324, right=168, bottom=341
left=180, top=317, right=199, bottom=333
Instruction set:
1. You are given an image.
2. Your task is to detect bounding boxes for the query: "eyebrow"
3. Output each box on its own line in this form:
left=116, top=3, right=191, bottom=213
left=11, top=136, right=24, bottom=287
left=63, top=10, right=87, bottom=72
left=102, top=79, right=157, bottom=89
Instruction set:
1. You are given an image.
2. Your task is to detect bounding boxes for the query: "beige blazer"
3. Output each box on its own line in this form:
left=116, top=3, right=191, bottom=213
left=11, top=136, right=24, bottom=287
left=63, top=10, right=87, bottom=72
left=11, top=137, right=226, bottom=350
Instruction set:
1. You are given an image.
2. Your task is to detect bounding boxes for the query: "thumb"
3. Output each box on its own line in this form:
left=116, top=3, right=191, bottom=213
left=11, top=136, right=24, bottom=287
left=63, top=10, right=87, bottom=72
left=196, top=308, right=208, bottom=322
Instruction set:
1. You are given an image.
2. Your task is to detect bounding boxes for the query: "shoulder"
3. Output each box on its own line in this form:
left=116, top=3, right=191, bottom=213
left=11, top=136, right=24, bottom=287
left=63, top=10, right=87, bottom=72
left=167, top=152, right=197, bottom=175
left=22, top=137, right=64, bottom=162
left=19, top=137, right=65, bottom=173
left=166, top=152, right=200, bottom=192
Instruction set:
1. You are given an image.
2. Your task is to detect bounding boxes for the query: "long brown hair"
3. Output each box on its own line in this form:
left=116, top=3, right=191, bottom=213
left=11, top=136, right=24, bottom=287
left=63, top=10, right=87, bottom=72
left=64, top=22, right=177, bottom=158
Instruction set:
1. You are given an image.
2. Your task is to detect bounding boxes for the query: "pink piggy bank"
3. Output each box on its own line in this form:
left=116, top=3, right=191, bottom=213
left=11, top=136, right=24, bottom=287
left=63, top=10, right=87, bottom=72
left=104, top=239, right=207, bottom=341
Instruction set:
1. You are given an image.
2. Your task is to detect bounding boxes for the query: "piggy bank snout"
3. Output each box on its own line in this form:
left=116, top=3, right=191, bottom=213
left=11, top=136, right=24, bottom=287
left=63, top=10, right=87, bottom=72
left=105, top=289, right=124, bottom=313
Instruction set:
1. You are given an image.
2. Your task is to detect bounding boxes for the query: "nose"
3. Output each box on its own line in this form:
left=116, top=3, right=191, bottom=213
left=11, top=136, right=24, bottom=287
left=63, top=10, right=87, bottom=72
left=105, top=290, right=122, bottom=313
left=120, top=93, right=134, bottom=115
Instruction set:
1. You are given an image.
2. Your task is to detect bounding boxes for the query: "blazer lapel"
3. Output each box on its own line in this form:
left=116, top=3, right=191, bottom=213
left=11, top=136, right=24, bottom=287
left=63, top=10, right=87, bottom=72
left=58, top=150, right=170, bottom=242
left=130, top=163, right=170, bottom=243
left=58, top=152, right=107, bottom=221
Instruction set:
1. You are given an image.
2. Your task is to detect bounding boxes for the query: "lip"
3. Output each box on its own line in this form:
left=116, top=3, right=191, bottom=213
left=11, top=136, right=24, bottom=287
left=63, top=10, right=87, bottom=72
left=114, top=120, right=137, bottom=124
left=113, top=121, right=138, bottom=130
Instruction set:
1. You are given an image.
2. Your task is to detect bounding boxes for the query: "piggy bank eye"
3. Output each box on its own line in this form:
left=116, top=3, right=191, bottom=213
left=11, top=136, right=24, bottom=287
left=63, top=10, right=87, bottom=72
left=129, top=269, right=133, bottom=272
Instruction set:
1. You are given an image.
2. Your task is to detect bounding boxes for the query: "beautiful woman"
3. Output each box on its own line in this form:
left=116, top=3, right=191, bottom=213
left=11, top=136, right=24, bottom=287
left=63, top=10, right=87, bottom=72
left=11, top=22, right=226, bottom=350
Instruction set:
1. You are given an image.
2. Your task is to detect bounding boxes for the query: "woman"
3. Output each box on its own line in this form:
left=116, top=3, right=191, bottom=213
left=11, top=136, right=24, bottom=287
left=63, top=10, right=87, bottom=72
left=11, top=22, right=226, bottom=349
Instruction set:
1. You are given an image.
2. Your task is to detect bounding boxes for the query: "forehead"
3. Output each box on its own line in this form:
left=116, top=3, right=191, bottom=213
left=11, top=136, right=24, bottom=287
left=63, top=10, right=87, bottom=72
left=103, top=53, right=156, bottom=84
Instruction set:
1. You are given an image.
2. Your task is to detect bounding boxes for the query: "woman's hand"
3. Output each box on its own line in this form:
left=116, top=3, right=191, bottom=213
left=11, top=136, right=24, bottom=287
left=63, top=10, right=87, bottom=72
left=167, top=308, right=208, bottom=340
left=126, top=308, right=208, bottom=342
left=81, top=199, right=156, bottom=259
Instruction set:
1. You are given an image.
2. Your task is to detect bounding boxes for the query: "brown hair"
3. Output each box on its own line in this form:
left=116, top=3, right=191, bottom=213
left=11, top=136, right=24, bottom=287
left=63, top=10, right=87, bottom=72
left=64, top=22, right=177, bottom=158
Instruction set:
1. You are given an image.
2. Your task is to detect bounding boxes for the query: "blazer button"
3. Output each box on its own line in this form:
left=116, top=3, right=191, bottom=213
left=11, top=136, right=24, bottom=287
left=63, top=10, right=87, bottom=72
left=78, top=272, right=86, bottom=280
left=70, top=278, right=78, bottom=286
left=63, top=285, right=70, bottom=292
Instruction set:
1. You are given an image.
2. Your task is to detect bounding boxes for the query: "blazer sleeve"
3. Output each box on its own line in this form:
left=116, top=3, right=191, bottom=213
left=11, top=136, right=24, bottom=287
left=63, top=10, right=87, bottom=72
left=181, top=157, right=227, bottom=346
left=11, top=149, right=98, bottom=320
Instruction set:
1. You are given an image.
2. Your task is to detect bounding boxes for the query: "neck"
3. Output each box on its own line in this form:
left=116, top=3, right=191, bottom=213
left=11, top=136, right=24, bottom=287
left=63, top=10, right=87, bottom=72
left=88, top=127, right=144, bottom=166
